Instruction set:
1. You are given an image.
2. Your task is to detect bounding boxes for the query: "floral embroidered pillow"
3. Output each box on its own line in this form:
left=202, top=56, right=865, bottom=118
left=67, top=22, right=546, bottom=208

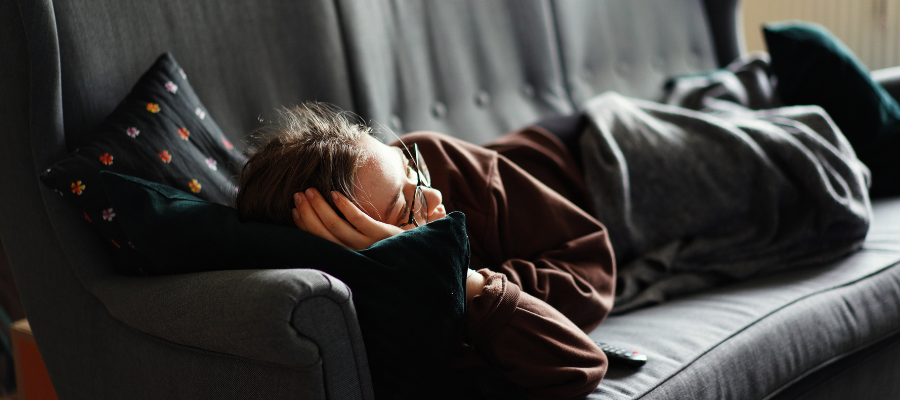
left=40, top=53, right=245, bottom=274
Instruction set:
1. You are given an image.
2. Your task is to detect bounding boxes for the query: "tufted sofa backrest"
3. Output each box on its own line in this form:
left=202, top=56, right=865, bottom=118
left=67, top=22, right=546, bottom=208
left=37, top=0, right=737, bottom=151
left=337, top=0, right=574, bottom=143
left=51, top=0, right=356, bottom=153
left=553, top=0, right=721, bottom=105
left=339, top=0, right=729, bottom=143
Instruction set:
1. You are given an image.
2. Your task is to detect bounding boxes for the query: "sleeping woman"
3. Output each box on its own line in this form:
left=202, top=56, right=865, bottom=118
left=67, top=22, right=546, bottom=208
left=233, top=87, right=871, bottom=398
left=234, top=103, right=616, bottom=400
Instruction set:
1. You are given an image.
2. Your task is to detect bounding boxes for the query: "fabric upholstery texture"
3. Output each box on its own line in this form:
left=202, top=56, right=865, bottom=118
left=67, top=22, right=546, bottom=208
left=552, top=0, right=719, bottom=105
left=590, top=198, right=900, bottom=399
left=52, top=0, right=355, bottom=149
left=772, top=329, right=900, bottom=400
left=336, top=0, right=574, bottom=144
left=335, top=0, right=722, bottom=143
left=92, top=269, right=367, bottom=399
left=700, top=0, right=744, bottom=68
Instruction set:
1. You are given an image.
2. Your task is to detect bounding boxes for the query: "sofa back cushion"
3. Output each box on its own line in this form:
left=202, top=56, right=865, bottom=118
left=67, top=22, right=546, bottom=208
left=553, top=0, right=719, bottom=105
left=52, top=0, right=723, bottom=148
left=53, top=0, right=356, bottom=151
left=338, top=0, right=575, bottom=144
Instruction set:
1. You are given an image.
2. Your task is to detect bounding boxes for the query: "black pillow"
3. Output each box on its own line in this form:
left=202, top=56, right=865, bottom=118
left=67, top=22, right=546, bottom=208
left=764, top=22, right=900, bottom=196
left=100, top=171, right=469, bottom=398
left=40, top=53, right=246, bottom=272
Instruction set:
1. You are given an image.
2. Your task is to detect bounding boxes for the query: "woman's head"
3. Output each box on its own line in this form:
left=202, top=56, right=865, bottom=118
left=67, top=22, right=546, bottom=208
left=235, top=103, right=368, bottom=226
left=236, top=102, right=446, bottom=227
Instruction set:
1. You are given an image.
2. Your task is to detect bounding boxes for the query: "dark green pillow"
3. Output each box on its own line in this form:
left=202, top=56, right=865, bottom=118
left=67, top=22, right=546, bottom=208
left=764, top=21, right=900, bottom=196
left=100, top=171, right=468, bottom=398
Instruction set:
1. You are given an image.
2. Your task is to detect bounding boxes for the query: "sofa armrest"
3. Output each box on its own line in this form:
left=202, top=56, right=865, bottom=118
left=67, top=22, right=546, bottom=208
left=872, top=66, right=900, bottom=103
left=91, top=268, right=373, bottom=399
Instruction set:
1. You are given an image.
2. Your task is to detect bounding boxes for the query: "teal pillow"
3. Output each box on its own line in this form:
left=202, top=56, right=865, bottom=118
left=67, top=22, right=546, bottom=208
left=764, top=21, right=900, bottom=196
left=100, top=171, right=468, bottom=398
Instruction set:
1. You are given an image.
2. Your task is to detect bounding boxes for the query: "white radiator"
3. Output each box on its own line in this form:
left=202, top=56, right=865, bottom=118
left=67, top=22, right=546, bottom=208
left=743, top=0, right=899, bottom=70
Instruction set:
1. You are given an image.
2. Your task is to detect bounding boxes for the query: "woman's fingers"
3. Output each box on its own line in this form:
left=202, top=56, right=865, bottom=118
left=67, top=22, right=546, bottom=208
left=295, top=191, right=350, bottom=248
left=304, top=188, right=372, bottom=250
left=331, top=191, right=404, bottom=240
left=292, top=208, right=306, bottom=231
left=294, top=188, right=405, bottom=250
left=292, top=194, right=308, bottom=231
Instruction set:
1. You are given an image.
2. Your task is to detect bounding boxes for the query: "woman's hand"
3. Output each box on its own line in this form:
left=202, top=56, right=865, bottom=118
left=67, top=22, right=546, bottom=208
left=291, top=188, right=405, bottom=250
left=466, top=269, right=485, bottom=302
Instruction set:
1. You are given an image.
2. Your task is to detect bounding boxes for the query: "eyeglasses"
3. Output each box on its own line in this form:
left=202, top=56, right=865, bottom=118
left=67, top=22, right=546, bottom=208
left=399, top=143, right=431, bottom=228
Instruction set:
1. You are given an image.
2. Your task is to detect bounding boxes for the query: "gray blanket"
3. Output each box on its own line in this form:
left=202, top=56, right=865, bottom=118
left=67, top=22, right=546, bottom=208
left=579, top=55, right=872, bottom=313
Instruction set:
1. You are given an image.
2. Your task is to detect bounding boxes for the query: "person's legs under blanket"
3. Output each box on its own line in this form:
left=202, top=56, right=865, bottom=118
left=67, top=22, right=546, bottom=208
left=578, top=92, right=872, bottom=313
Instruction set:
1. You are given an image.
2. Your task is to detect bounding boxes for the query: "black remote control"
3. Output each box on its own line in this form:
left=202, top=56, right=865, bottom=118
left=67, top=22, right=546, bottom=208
left=595, top=342, right=647, bottom=368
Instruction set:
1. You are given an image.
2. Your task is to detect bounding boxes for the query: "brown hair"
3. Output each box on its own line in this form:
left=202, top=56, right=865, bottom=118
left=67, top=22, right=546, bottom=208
left=235, top=102, right=371, bottom=226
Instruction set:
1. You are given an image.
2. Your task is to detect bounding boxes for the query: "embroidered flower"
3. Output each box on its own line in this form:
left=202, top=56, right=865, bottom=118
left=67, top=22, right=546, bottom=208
left=99, top=153, right=113, bottom=165
left=158, top=150, right=172, bottom=163
left=205, top=157, right=218, bottom=171
left=222, top=137, right=234, bottom=150
left=188, top=179, right=201, bottom=193
left=102, top=208, right=115, bottom=221
left=111, top=239, right=121, bottom=248
left=83, top=212, right=92, bottom=222
left=126, top=127, right=140, bottom=138
left=71, top=180, right=85, bottom=195
left=146, top=103, right=160, bottom=113
left=165, top=81, right=178, bottom=94
left=177, top=127, right=190, bottom=140
left=195, top=107, right=206, bottom=120
left=179, top=68, right=187, bottom=80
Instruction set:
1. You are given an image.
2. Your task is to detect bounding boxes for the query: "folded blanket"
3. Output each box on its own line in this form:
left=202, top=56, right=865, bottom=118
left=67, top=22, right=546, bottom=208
left=580, top=56, right=872, bottom=313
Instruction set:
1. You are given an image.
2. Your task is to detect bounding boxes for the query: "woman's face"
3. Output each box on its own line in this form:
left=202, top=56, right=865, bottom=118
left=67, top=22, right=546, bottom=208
left=352, top=135, right=446, bottom=228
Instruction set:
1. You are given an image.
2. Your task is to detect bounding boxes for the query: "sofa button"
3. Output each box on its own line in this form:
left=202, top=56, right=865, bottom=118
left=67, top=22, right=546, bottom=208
left=475, top=91, right=490, bottom=107
left=432, top=102, right=447, bottom=119
left=390, top=115, right=403, bottom=132
left=521, top=84, right=535, bottom=98
left=689, top=48, right=703, bottom=66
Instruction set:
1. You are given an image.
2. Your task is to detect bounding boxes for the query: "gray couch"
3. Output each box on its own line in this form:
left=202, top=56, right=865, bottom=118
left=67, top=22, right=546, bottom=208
left=1, top=0, right=899, bottom=398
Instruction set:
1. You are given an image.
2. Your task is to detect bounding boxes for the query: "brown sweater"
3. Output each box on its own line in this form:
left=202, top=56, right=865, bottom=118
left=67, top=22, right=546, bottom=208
left=397, top=129, right=616, bottom=400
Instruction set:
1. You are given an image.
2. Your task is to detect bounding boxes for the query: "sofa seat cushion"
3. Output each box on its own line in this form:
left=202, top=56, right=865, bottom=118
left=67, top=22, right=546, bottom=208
left=589, top=198, right=900, bottom=399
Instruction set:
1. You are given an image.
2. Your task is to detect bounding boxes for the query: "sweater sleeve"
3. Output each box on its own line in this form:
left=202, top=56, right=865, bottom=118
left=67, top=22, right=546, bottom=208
left=484, top=155, right=616, bottom=332
left=397, top=131, right=616, bottom=331
left=465, top=269, right=608, bottom=400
